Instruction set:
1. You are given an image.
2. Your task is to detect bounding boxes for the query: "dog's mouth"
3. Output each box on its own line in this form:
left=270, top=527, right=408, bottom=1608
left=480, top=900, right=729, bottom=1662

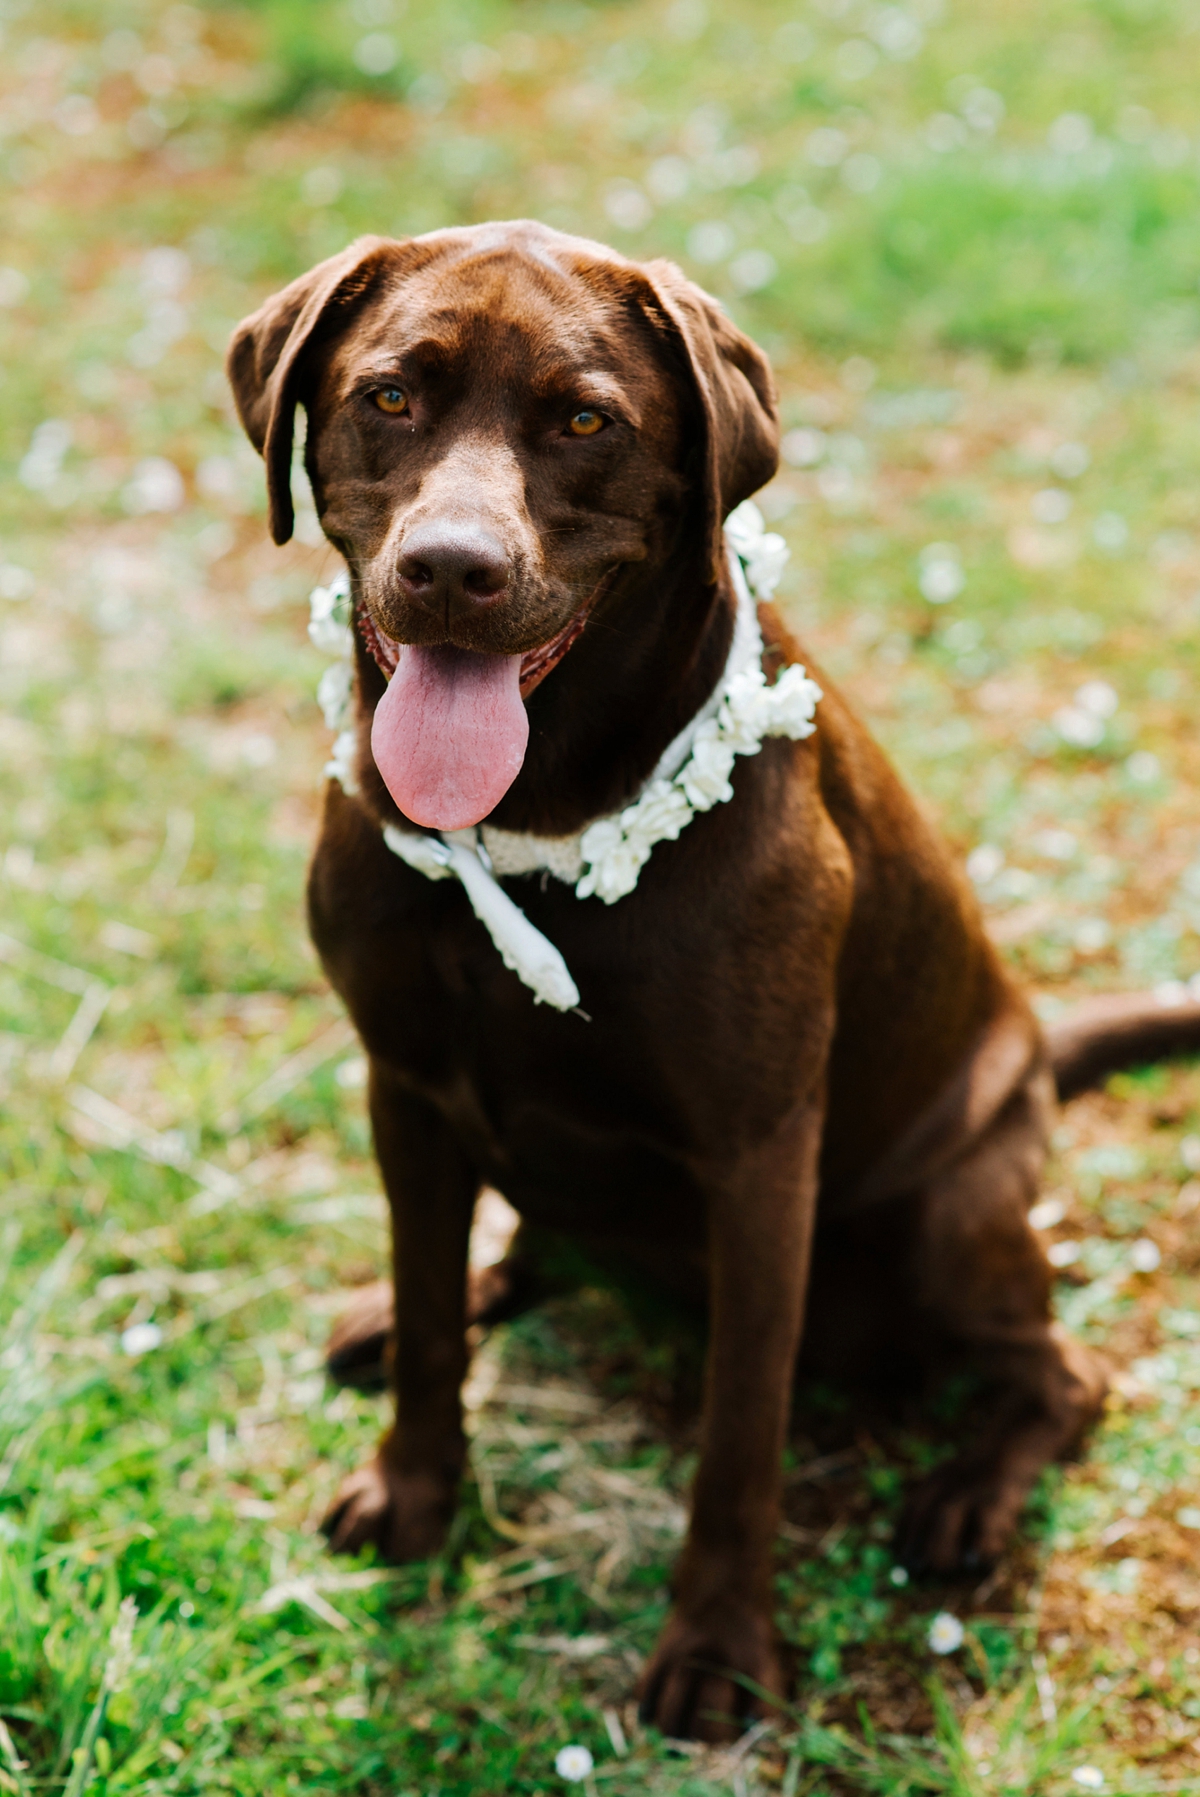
left=358, top=583, right=606, bottom=833
left=356, top=602, right=587, bottom=700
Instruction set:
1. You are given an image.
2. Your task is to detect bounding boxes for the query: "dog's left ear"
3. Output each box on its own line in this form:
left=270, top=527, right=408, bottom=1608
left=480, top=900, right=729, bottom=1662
left=227, top=236, right=397, bottom=545
left=636, top=261, right=779, bottom=580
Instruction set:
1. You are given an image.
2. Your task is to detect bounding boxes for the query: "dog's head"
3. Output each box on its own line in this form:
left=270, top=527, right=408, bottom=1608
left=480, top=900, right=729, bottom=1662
left=228, top=221, right=778, bottom=830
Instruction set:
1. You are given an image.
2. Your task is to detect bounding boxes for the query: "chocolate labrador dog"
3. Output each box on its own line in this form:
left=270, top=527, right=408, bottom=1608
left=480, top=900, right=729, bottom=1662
left=227, top=222, right=1200, bottom=1740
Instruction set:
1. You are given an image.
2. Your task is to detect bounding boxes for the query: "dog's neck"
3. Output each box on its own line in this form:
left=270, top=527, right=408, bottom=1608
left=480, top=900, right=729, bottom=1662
left=353, top=534, right=736, bottom=841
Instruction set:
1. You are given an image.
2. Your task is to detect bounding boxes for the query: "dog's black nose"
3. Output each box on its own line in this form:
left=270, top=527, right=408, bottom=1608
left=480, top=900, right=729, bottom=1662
left=396, top=523, right=510, bottom=622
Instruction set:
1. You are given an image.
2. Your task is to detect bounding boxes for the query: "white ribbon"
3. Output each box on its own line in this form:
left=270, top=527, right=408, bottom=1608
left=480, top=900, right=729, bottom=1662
left=382, top=824, right=581, bottom=1011
left=311, top=503, right=819, bottom=1013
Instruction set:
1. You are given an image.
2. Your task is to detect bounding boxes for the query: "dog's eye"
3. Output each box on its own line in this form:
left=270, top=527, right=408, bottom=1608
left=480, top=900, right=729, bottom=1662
left=567, top=409, right=605, bottom=437
left=374, top=387, right=410, bottom=415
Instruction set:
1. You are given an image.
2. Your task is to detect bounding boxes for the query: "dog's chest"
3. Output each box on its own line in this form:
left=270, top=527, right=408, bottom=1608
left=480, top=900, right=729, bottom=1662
left=481, top=1100, right=703, bottom=1243
left=386, top=1000, right=709, bottom=1240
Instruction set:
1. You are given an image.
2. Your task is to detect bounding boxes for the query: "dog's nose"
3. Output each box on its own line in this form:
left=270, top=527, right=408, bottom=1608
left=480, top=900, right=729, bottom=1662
left=396, top=524, right=510, bottom=622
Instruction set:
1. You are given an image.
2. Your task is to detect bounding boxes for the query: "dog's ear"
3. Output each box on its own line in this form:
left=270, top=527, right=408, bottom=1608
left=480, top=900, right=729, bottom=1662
left=226, top=236, right=398, bottom=545
left=637, top=261, right=779, bottom=579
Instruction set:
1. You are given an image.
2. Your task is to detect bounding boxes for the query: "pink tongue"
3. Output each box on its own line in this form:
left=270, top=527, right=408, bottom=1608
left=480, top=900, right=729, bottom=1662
left=370, top=644, right=528, bottom=830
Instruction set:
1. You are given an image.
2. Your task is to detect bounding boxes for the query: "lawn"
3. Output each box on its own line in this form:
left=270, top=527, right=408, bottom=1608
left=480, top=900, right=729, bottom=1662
left=3, top=0, right=1200, bottom=1790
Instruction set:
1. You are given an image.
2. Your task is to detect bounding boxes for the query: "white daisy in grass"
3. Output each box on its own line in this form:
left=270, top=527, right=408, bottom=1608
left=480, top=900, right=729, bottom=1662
left=917, top=542, right=964, bottom=604
left=1129, top=1239, right=1161, bottom=1273
left=120, top=1321, right=163, bottom=1356
left=555, top=1744, right=595, bottom=1781
left=927, top=1611, right=965, bottom=1654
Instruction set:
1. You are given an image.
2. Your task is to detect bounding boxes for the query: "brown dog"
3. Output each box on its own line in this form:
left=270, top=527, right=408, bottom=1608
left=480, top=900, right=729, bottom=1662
left=228, top=222, right=1200, bottom=1741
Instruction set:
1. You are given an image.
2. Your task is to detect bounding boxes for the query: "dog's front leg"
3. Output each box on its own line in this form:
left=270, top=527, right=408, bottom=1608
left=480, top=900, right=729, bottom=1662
left=322, top=1059, right=476, bottom=1561
left=638, top=1100, right=823, bottom=1742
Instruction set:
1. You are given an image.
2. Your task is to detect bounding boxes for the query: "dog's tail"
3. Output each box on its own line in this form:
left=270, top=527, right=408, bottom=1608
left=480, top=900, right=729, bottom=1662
left=1046, top=988, right=1200, bottom=1100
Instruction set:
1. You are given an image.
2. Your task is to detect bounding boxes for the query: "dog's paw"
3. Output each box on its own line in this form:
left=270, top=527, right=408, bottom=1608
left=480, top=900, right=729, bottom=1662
left=896, top=1459, right=1022, bottom=1577
left=466, top=1259, right=519, bottom=1325
left=323, top=1263, right=525, bottom=1393
left=321, top=1457, right=456, bottom=1562
left=899, top=1339, right=1109, bottom=1579
left=325, top=1281, right=393, bottom=1391
left=636, top=1604, right=783, bottom=1742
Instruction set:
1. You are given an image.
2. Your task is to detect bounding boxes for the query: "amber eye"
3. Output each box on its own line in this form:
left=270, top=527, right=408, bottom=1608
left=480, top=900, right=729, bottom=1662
left=568, top=408, right=605, bottom=437
left=374, top=387, right=409, bottom=415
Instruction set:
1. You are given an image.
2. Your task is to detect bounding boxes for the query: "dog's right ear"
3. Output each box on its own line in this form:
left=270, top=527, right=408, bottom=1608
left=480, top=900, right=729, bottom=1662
left=226, top=236, right=397, bottom=545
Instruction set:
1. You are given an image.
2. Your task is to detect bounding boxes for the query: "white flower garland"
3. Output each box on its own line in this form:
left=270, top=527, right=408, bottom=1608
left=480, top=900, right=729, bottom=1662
left=573, top=511, right=819, bottom=902
left=307, top=502, right=821, bottom=1009
left=307, top=567, right=359, bottom=793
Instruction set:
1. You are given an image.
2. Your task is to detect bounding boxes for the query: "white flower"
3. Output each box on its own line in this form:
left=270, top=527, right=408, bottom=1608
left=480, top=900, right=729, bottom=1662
left=622, top=779, right=693, bottom=844
left=680, top=723, right=737, bottom=809
left=121, top=1321, right=163, bottom=1356
left=577, top=817, right=624, bottom=867
left=927, top=1611, right=964, bottom=1654
left=19, top=418, right=72, bottom=492
left=575, top=819, right=624, bottom=900
left=325, top=729, right=360, bottom=795
left=1047, top=1240, right=1081, bottom=1268
left=1075, top=679, right=1118, bottom=719
left=308, top=570, right=353, bottom=654
left=354, top=30, right=398, bottom=74
left=1074, top=918, right=1110, bottom=953
left=317, top=660, right=353, bottom=731
left=604, top=180, right=653, bottom=232
left=721, top=662, right=820, bottom=751
left=1126, top=750, right=1161, bottom=784
left=580, top=835, right=652, bottom=904
left=555, top=1745, right=595, bottom=1782
left=744, top=530, right=789, bottom=597
left=309, top=614, right=352, bottom=656
left=1054, top=706, right=1105, bottom=749
left=1051, top=441, right=1090, bottom=479
left=0, top=563, right=34, bottom=600
left=1050, top=112, right=1093, bottom=155
left=1032, top=486, right=1072, bottom=524
left=577, top=813, right=659, bottom=903
left=966, top=844, right=1004, bottom=885
left=723, top=498, right=768, bottom=559
left=721, top=672, right=771, bottom=751
left=1072, top=1768, right=1104, bottom=1790
left=724, top=499, right=792, bottom=598
left=688, top=220, right=736, bottom=264
left=0, top=266, right=30, bottom=307
left=1093, top=512, right=1128, bottom=552
left=918, top=544, right=964, bottom=604
left=123, top=456, right=185, bottom=514
left=730, top=250, right=778, bottom=297
left=782, top=426, right=825, bottom=468
left=1129, top=1238, right=1161, bottom=1273
left=764, top=665, right=822, bottom=737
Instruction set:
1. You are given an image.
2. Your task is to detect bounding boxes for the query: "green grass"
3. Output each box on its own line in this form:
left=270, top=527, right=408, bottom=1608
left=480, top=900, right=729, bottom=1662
left=5, top=0, right=1200, bottom=1789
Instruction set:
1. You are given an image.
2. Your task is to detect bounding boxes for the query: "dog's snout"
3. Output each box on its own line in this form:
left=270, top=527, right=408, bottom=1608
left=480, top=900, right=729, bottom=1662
left=397, top=523, right=511, bottom=623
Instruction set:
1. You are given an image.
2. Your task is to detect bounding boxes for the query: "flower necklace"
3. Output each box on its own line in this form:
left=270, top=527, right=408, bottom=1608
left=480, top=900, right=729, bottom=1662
left=307, top=501, right=821, bottom=1011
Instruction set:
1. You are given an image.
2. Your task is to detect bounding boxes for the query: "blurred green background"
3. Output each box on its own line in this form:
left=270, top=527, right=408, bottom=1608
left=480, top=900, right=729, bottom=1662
left=4, top=0, right=1200, bottom=1791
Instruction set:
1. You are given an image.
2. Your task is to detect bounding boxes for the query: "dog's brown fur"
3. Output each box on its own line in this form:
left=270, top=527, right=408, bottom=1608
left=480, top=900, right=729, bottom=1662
left=228, top=222, right=1200, bottom=1741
